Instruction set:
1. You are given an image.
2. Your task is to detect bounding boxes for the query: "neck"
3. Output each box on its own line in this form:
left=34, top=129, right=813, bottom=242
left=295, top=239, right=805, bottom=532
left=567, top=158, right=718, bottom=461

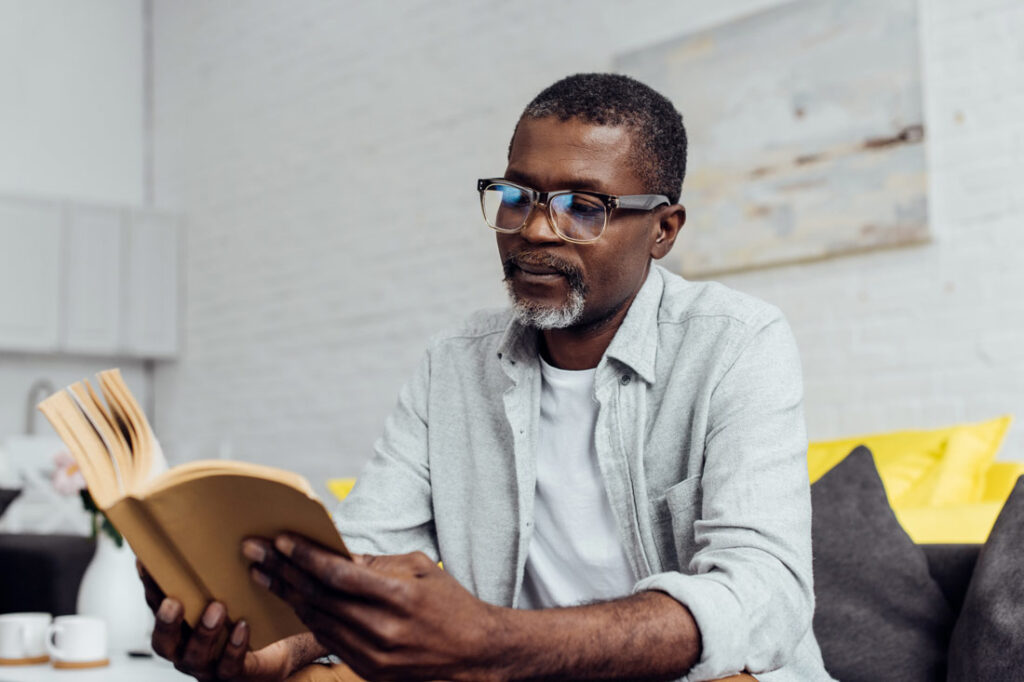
left=540, top=279, right=645, bottom=370
left=539, top=315, right=623, bottom=370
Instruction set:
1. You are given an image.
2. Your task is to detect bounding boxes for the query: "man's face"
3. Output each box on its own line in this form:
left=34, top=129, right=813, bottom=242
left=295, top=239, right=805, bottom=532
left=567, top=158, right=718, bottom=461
left=498, top=116, right=664, bottom=331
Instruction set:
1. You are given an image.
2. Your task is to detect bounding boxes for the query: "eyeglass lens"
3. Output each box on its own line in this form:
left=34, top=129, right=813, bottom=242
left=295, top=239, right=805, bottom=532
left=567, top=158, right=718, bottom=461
left=481, top=183, right=607, bottom=242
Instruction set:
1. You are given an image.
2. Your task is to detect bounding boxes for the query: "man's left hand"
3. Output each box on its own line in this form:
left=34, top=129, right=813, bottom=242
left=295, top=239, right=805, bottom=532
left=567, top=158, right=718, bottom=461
left=241, top=535, right=509, bottom=682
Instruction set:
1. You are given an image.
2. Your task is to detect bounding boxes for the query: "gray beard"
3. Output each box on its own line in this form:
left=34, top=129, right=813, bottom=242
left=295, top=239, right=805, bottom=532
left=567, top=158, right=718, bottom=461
left=504, top=279, right=586, bottom=330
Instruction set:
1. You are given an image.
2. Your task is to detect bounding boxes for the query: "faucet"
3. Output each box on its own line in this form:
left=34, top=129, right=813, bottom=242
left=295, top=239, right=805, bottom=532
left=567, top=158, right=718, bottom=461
left=25, top=379, right=56, bottom=435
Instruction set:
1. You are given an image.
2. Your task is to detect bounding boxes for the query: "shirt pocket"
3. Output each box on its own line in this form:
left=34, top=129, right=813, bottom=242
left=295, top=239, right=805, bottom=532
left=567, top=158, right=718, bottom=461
left=653, top=475, right=702, bottom=572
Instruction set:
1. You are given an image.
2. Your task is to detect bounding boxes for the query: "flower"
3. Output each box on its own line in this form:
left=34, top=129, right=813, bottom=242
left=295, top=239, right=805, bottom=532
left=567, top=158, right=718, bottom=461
left=52, top=451, right=86, bottom=495
left=51, top=451, right=122, bottom=547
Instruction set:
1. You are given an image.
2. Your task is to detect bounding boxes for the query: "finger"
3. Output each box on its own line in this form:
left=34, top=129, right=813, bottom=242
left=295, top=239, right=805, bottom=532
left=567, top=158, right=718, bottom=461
left=250, top=560, right=338, bottom=617
left=293, top=606, right=388, bottom=681
left=244, top=538, right=346, bottom=609
left=273, top=534, right=400, bottom=601
left=254, top=561, right=398, bottom=654
left=151, top=598, right=186, bottom=663
left=179, top=601, right=229, bottom=675
left=215, top=620, right=249, bottom=681
left=360, top=550, right=437, bottom=578
left=137, top=561, right=166, bottom=613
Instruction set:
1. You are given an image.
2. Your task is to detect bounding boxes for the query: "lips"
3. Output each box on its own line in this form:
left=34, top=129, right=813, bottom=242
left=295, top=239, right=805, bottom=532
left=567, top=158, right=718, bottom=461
left=516, top=261, right=563, bottom=276
left=502, top=251, right=586, bottom=293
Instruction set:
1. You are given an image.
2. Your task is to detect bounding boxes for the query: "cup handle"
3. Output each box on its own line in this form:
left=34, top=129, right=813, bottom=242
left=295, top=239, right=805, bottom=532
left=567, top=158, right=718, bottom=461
left=45, top=623, right=64, bottom=661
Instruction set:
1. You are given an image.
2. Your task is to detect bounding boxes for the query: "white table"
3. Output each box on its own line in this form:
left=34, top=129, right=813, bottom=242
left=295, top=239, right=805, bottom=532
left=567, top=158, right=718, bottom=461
left=0, top=655, right=190, bottom=681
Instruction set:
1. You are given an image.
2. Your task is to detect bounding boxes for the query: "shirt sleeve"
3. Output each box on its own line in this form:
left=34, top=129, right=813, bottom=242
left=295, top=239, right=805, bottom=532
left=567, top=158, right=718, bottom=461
left=632, top=309, right=815, bottom=681
left=332, top=348, right=439, bottom=560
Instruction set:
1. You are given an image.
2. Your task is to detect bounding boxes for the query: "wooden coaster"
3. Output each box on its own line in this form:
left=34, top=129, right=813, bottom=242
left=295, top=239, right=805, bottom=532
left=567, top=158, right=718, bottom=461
left=0, top=654, right=49, bottom=665
left=53, top=658, right=110, bottom=669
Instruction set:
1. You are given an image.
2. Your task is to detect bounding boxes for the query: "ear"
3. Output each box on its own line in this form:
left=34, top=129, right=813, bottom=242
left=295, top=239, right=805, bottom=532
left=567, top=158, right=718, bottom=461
left=650, top=204, right=685, bottom=260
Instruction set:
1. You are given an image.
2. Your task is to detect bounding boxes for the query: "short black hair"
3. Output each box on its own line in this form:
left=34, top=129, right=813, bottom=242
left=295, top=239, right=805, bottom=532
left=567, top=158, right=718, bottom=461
left=510, top=73, right=687, bottom=204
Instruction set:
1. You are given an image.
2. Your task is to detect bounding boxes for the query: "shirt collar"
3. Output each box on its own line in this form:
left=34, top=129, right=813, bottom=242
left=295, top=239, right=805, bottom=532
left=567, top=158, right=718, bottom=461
left=496, top=264, right=667, bottom=385
left=601, top=264, right=664, bottom=385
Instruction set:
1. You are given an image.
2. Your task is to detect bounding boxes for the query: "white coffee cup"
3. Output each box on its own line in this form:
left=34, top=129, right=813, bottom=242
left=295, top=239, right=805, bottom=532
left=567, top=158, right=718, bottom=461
left=0, top=612, right=52, bottom=663
left=45, top=615, right=107, bottom=666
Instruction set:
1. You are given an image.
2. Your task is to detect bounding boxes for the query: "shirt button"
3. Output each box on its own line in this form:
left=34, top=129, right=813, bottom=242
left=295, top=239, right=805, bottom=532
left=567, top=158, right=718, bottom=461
left=620, top=374, right=632, bottom=385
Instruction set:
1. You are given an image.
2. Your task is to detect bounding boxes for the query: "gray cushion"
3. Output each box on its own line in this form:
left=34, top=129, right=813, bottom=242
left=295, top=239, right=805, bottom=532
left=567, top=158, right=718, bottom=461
left=920, top=543, right=981, bottom=615
left=947, top=475, right=1024, bottom=680
left=0, top=488, right=19, bottom=519
left=811, top=445, right=954, bottom=681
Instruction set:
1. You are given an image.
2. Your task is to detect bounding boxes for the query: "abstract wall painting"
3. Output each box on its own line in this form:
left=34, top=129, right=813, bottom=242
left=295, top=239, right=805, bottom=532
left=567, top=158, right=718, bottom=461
left=616, top=0, right=929, bottom=277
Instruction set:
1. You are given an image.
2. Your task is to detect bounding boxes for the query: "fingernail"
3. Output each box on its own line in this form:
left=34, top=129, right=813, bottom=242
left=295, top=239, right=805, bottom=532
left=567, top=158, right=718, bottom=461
left=275, top=535, right=295, bottom=557
left=157, top=598, right=179, bottom=624
left=251, top=567, right=271, bottom=589
left=230, top=620, right=248, bottom=647
left=202, top=602, right=225, bottom=630
left=241, top=540, right=266, bottom=563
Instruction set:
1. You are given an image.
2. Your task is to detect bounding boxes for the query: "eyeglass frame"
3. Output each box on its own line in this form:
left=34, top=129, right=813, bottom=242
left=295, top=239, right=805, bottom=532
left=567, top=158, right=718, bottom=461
left=477, top=178, right=672, bottom=244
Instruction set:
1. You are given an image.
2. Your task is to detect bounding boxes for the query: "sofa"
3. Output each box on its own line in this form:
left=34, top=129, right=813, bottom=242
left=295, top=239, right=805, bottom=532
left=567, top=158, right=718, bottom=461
left=810, top=445, right=1019, bottom=680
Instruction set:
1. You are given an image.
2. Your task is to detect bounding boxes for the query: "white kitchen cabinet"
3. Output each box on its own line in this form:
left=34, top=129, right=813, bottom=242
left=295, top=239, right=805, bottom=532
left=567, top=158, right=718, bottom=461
left=62, top=205, right=124, bottom=354
left=0, top=197, right=63, bottom=351
left=0, top=194, right=180, bottom=359
left=123, top=210, right=179, bottom=357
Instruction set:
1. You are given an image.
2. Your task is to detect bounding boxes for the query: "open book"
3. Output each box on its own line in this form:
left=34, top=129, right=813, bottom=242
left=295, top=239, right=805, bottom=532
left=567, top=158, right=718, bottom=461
left=37, top=369, right=350, bottom=649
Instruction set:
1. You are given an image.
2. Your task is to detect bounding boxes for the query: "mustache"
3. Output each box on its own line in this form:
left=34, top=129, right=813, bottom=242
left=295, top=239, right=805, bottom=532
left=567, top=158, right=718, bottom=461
left=502, top=250, right=586, bottom=292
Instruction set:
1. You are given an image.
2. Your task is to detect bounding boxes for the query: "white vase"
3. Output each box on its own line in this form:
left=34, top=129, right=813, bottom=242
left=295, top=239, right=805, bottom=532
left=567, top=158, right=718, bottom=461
left=76, top=532, right=154, bottom=655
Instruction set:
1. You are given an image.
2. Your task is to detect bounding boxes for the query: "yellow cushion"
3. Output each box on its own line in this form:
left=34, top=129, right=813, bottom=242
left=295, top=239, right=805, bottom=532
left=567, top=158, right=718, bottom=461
left=808, top=415, right=1012, bottom=505
left=809, top=416, right=1017, bottom=543
left=326, top=478, right=357, bottom=501
left=981, top=461, right=1024, bottom=502
left=897, top=462, right=1024, bottom=543
left=893, top=502, right=1006, bottom=544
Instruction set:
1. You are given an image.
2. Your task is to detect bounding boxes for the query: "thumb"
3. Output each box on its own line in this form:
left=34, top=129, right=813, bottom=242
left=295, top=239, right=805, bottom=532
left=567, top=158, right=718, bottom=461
left=243, top=638, right=295, bottom=681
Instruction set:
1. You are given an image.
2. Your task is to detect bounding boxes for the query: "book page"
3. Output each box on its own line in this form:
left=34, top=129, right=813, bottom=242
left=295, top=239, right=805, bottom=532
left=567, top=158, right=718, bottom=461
left=142, top=459, right=314, bottom=498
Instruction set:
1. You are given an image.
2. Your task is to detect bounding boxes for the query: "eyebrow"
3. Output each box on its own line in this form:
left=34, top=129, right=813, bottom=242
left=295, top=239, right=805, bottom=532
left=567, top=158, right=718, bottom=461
left=502, top=169, right=610, bottom=194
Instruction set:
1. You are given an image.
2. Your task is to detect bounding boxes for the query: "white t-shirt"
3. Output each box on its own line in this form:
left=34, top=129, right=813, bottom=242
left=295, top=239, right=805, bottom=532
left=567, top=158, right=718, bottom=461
left=518, top=356, right=636, bottom=609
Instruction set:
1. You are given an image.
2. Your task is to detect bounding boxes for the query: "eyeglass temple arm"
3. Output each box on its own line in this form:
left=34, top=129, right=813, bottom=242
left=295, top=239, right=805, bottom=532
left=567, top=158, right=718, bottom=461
left=615, top=194, right=672, bottom=211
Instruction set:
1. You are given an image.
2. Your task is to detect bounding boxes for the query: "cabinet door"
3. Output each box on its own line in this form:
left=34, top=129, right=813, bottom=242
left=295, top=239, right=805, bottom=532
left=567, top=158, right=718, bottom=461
left=0, top=197, right=62, bottom=351
left=124, top=211, right=179, bottom=357
left=63, top=205, right=123, bottom=354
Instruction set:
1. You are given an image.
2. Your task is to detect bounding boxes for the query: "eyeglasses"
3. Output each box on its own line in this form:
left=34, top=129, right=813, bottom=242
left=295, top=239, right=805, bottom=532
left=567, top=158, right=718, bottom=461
left=477, top=178, right=670, bottom=244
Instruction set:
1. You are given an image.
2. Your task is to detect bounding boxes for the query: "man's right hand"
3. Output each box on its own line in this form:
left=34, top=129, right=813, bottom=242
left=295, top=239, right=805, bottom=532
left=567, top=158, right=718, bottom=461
left=137, top=561, right=310, bottom=681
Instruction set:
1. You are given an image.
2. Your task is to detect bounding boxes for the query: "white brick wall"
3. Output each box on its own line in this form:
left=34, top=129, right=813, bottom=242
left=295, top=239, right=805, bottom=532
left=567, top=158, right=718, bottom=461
left=0, top=0, right=148, bottom=440
left=0, top=0, right=145, bottom=205
left=718, top=0, right=1024, bottom=458
left=150, top=0, right=1024, bottom=495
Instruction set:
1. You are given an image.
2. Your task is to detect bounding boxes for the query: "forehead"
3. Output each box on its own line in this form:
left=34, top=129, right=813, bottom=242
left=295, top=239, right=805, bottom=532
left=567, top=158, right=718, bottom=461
left=505, top=116, right=644, bottom=194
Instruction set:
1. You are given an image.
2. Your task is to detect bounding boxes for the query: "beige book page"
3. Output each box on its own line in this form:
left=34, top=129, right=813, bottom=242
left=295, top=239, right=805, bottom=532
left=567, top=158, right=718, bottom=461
left=138, top=472, right=349, bottom=650
left=142, top=459, right=314, bottom=497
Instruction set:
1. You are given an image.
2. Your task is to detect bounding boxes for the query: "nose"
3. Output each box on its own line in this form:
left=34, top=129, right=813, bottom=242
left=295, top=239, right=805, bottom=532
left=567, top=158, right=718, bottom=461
left=518, top=201, right=562, bottom=244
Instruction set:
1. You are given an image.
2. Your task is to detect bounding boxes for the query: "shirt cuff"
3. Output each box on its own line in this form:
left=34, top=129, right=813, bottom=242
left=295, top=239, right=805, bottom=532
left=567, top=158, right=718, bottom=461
left=633, top=571, right=746, bottom=682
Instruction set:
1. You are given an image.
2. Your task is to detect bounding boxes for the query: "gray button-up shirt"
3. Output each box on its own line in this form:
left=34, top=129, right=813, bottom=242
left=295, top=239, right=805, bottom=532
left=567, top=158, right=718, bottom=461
left=335, top=264, right=832, bottom=681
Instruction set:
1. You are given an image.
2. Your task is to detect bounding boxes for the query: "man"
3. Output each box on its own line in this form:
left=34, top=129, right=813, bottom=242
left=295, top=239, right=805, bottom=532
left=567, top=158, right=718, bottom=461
left=140, top=73, right=832, bottom=681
